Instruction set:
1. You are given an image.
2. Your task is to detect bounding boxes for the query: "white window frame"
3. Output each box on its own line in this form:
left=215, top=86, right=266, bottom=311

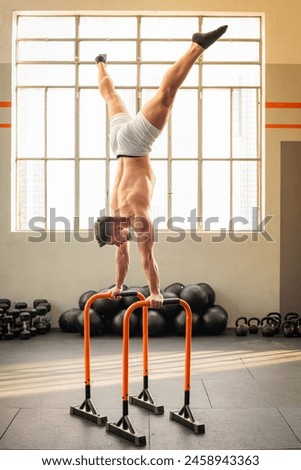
left=11, top=11, right=265, bottom=233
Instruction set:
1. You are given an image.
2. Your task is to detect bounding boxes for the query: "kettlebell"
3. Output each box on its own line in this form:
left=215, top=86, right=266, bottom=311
left=261, top=316, right=275, bottom=337
left=282, top=320, right=295, bottom=337
left=295, top=318, right=301, bottom=337
left=284, top=312, right=299, bottom=322
left=248, top=317, right=260, bottom=334
left=267, top=312, right=282, bottom=334
left=284, top=312, right=299, bottom=335
left=235, top=317, right=248, bottom=336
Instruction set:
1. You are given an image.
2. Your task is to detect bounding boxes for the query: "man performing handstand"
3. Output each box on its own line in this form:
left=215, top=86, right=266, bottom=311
left=94, top=25, right=228, bottom=307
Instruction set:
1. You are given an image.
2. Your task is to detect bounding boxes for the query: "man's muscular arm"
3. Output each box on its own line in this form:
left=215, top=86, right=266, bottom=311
left=110, top=242, right=130, bottom=298
left=133, top=214, right=163, bottom=308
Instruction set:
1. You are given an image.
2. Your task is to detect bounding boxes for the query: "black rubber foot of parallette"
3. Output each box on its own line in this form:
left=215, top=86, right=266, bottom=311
left=170, top=410, right=205, bottom=434
left=70, top=406, right=107, bottom=426
left=106, top=422, right=146, bottom=447
left=129, top=394, right=164, bottom=415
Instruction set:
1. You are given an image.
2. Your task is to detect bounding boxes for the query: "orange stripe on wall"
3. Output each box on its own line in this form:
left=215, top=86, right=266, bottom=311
left=265, top=123, right=301, bottom=129
left=0, top=123, right=11, bottom=128
left=266, top=102, right=301, bottom=109
left=0, top=101, right=11, bottom=108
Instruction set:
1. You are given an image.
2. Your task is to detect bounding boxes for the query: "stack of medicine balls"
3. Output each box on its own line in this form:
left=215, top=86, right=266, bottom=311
left=58, top=282, right=228, bottom=337
left=0, top=298, right=51, bottom=340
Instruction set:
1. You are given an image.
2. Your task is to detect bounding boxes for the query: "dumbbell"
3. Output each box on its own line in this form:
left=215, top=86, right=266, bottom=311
left=33, top=299, right=48, bottom=308
left=34, top=300, right=51, bottom=331
left=40, top=303, right=51, bottom=332
left=34, top=305, right=48, bottom=334
left=0, top=308, right=5, bottom=339
left=15, top=302, right=28, bottom=310
left=19, top=312, right=31, bottom=340
left=0, top=299, right=11, bottom=313
left=7, top=308, right=22, bottom=337
left=0, top=302, right=11, bottom=339
left=15, top=303, right=30, bottom=337
left=3, top=315, right=14, bottom=340
left=24, top=308, right=38, bottom=337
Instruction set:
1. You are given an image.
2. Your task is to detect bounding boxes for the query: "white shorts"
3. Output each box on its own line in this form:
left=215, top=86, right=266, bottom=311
left=110, top=111, right=161, bottom=157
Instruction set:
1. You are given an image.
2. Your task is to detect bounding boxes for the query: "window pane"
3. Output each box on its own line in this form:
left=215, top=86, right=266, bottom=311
left=203, top=64, right=260, bottom=86
left=202, top=17, right=260, bottom=39
left=172, top=161, right=198, bottom=225
left=202, top=89, right=230, bottom=158
left=17, top=64, right=75, bottom=86
left=203, top=41, right=260, bottom=62
left=79, top=17, right=137, bottom=38
left=80, top=161, right=106, bottom=229
left=109, top=159, right=118, bottom=197
left=80, top=89, right=106, bottom=158
left=202, top=161, right=230, bottom=230
left=116, top=89, right=136, bottom=116
left=140, top=64, right=198, bottom=87
left=150, top=161, right=168, bottom=227
left=18, top=40, right=75, bottom=61
left=17, top=161, right=45, bottom=230
left=17, top=88, right=45, bottom=157
left=13, top=14, right=262, bottom=234
left=47, top=161, right=75, bottom=229
left=172, top=90, right=198, bottom=158
left=141, top=89, right=167, bottom=158
left=79, top=64, right=137, bottom=86
left=80, top=41, right=136, bottom=62
left=232, top=161, right=258, bottom=230
left=17, top=16, right=75, bottom=38
left=141, top=17, right=198, bottom=38
left=232, top=89, right=258, bottom=158
left=141, top=41, right=190, bottom=62
left=47, top=89, right=75, bottom=158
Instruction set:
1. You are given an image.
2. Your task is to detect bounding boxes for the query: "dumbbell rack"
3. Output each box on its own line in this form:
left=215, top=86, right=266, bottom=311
left=70, top=290, right=205, bottom=446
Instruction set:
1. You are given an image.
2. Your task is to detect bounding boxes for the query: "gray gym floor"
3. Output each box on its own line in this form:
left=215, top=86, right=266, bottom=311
left=0, top=329, right=301, bottom=450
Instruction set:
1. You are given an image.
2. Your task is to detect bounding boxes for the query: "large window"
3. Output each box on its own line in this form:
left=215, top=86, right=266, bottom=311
left=12, top=13, right=263, bottom=231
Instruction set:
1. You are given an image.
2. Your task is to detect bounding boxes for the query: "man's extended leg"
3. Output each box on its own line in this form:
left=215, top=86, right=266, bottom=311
left=95, top=55, right=128, bottom=215
left=141, top=25, right=227, bottom=130
left=96, top=54, right=128, bottom=118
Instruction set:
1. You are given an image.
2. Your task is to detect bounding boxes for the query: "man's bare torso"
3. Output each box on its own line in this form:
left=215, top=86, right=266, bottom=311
left=111, top=156, right=155, bottom=219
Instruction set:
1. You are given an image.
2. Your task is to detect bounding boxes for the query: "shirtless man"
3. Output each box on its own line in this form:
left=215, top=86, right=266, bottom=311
left=94, top=25, right=228, bottom=307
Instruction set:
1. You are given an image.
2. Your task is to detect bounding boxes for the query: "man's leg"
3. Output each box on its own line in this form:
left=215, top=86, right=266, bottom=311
left=95, top=55, right=127, bottom=214
left=141, top=25, right=227, bottom=130
left=96, top=54, right=128, bottom=118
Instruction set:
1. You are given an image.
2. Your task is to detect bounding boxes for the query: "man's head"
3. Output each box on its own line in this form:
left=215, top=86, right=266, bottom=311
left=95, top=216, right=131, bottom=247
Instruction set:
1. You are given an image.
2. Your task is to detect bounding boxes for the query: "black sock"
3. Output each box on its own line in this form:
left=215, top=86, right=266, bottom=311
left=95, top=54, right=107, bottom=64
left=192, top=25, right=228, bottom=49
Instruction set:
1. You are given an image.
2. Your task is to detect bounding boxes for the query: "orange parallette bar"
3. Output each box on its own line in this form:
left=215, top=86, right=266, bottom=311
left=122, top=299, right=149, bottom=401
left=179, top=299, right=192, bottom=393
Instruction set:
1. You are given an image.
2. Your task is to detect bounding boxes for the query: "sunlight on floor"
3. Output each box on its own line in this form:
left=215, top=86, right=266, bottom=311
left=1, top=347, right=301, bottom=398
